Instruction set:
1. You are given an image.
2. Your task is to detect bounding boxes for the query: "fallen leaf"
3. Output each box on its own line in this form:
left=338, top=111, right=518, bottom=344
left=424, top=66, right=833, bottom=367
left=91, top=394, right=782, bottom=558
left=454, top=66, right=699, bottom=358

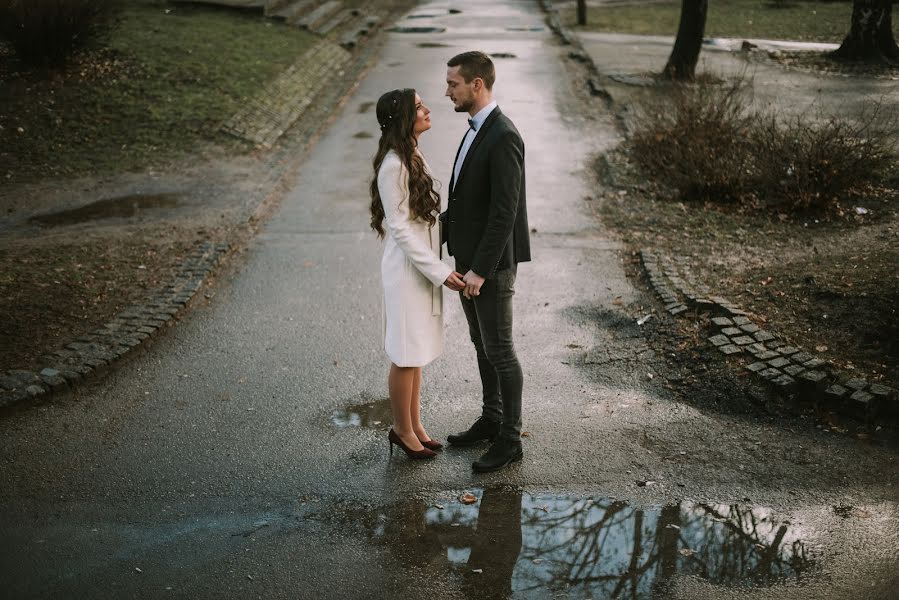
left=459, top=492, right=478, bottom=505
left=521, top=431, right=531, bottom=437
left=679, top=548, right=695, bottom=557
left=815, top=345, right=828, bottom=353
left=613, top=297, right=624, bottom=306
left=433, top=503, right=445, bottom=510
left=471, top=569, right=483, bottom=574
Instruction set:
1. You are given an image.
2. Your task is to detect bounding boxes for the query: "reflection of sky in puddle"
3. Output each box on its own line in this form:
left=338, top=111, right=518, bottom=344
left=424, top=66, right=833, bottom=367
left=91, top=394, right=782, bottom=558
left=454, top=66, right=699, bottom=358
left=378, top=489, right=814, bottom=598
left=330, top=398, right=392, bottom=430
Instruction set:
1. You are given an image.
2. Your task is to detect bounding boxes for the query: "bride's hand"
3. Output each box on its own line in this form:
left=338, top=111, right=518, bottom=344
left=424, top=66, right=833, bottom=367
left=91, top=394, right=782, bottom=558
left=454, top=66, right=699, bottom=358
left=443, top=271, right=465, bottom=291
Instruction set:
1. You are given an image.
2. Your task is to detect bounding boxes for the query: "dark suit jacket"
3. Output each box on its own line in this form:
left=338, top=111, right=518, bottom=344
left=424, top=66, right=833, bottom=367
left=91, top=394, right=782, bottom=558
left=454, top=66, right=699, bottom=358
left=441, top=106, right=531, bottom=279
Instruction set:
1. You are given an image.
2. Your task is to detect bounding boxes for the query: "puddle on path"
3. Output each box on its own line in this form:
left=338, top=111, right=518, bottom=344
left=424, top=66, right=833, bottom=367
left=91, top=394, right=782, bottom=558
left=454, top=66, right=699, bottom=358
left=389, top=26, right=446, bottom=34
left=353, top=131, right=374, bottom=139
left=407, top=8, right=461, bottom=18
left=330, top=397, right=392, bottom=430
left=362, top=488, right=817, bottom=598
left=30, top=193, right=180, bottom=226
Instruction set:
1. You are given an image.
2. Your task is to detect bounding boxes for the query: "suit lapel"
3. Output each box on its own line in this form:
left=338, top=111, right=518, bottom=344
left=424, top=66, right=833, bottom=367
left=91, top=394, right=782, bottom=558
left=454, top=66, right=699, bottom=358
left=448, top=131, right=467, bottom=195
left=452, top=107, right=502, bottom=195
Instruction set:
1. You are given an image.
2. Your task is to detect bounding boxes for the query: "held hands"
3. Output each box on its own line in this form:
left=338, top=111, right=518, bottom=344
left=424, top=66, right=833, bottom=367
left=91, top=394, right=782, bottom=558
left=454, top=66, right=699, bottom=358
left=443, top=271, right=465, bottom=291
left=462, top=270, right=485, bottom=299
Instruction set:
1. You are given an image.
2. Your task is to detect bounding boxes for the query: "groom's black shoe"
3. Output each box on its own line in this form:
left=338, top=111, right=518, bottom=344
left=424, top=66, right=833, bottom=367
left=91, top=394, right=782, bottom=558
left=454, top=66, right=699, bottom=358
left=472, top=439, right=523, bottom=473
left=447, top=416, right=500, bottom=446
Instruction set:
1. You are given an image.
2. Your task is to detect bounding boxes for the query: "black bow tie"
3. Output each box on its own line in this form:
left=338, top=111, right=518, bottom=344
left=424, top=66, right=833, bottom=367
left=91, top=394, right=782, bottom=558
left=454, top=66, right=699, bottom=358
left=468, top=118, right=476, bottom=131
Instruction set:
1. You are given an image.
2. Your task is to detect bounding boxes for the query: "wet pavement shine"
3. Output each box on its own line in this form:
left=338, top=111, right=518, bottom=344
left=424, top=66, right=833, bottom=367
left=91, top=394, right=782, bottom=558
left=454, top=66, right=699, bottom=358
left=1, top=1, right=898, bottom=599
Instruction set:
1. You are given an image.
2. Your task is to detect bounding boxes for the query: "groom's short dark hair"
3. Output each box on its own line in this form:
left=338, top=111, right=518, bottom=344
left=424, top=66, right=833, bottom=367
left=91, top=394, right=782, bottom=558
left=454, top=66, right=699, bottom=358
left=447, top=51, right=495, bottom=90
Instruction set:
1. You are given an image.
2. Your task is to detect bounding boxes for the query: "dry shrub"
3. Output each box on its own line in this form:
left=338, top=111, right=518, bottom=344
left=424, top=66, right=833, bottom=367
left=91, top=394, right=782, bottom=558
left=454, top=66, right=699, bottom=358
left=0, top=0, right=120, bottom=66
left=752, top=106, right=899, bottom=211
left=628, top=76, right=899, bottom=213
left=630, top=77, right=756, bottom=202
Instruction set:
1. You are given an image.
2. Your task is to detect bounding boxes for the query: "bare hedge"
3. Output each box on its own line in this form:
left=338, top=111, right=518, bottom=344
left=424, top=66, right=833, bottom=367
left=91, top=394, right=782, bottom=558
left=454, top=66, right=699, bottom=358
left=629, top=77, right=899, bottom=213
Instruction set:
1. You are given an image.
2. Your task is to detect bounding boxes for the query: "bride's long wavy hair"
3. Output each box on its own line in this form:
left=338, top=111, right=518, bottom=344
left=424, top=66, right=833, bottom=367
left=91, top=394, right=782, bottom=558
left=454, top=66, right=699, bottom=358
left=369, top=88, right=440, bottom=238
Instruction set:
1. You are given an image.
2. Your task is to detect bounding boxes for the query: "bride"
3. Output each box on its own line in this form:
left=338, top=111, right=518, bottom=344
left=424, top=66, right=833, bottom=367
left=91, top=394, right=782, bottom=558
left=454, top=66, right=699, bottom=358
left=369, top=88, right=465, bottom=460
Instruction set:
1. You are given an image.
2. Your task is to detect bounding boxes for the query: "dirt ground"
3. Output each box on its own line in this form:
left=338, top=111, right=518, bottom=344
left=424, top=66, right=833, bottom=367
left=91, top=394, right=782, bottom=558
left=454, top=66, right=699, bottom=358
left=0, top=161, right=251, bottom=370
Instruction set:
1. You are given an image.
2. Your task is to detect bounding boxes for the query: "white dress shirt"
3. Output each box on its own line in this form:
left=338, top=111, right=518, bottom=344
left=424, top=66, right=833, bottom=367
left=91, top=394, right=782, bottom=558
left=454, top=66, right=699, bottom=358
left=452, top=100, right=498, bottom=190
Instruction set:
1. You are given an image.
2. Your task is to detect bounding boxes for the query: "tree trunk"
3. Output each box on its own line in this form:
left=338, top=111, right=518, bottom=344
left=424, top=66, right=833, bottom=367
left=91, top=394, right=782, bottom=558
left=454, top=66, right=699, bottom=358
left=832, top=0, right=898, bottom=62
left=577, top=0, right=587, bottom=25
left=661, top=0, right=709, bottom=80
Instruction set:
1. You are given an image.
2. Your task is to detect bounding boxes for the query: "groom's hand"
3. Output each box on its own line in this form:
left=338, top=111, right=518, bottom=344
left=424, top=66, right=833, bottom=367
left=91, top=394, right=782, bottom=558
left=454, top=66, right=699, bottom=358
left=462, top=270, right=485, bottom=299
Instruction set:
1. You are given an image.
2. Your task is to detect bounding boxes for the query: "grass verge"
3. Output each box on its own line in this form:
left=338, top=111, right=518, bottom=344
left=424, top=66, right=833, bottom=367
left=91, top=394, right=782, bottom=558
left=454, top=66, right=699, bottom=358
left=561, top=0, right=889, bottom=43
left=0, top=0, right=316, bottom=183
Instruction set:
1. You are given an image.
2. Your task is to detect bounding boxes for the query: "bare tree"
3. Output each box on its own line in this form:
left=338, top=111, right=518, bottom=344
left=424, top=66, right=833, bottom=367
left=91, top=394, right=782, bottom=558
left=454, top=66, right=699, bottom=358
left=662, top=0, right=709, bottom=80
left=577, top=0, right=587, bottom=25
left=832, top=0, right=899, bottom=63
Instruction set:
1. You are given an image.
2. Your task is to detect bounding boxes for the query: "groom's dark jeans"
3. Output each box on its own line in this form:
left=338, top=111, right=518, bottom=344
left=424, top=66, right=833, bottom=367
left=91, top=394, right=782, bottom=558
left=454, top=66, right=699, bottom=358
left=457, top=264, right=523, bottom=442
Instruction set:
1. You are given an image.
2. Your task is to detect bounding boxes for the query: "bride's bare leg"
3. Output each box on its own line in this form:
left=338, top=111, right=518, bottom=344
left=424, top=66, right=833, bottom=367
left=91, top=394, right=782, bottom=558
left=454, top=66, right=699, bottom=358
left=389, top=363, right=424, bottom=450
left=410, top=367, right=431, bottom=442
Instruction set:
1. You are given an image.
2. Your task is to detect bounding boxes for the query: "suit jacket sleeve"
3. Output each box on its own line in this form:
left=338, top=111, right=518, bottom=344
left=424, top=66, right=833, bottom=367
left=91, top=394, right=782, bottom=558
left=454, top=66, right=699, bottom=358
left=379, top=155, right=453, bottom=287
left=470, top=130, right=524, bottom=278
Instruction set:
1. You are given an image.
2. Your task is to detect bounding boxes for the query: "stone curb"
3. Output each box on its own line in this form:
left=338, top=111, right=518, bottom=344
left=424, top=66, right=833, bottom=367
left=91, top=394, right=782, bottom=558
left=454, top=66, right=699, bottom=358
left=0, top=241, right=229, bottom=410
left=639, top=249, right=899, bottom=423
left=222, top=39, right=354, bottom=148
left=538, top=0, right=614, bottom=107
left=1, top=5, right=404, bottom=411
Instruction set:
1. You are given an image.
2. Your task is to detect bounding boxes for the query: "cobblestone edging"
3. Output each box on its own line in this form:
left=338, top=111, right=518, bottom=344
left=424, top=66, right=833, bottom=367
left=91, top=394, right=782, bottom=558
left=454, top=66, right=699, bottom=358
left=221, top=39, right=353, bottom=148
left=537, top=0, right=614, bottom=105
left=0, top=241, right=228, bottom=409
left=639, top=250, right=899, bottom=423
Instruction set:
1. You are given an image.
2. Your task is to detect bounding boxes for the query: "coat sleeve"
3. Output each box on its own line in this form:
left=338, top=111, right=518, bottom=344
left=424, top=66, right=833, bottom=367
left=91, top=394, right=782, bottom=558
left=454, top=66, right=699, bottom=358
left=470, top=130, right=524, bottom=278
left=379, top=155, right=453, bottom=287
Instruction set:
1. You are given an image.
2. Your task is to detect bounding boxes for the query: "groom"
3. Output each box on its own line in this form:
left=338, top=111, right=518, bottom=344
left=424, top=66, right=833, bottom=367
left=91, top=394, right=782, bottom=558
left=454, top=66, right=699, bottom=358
left=441, top=51, right=531, bottom=473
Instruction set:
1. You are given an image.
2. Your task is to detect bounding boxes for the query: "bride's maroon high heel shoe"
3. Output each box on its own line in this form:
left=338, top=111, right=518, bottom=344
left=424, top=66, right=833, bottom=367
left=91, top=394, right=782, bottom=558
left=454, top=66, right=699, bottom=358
left=389, top=429, right=437, bottom=459
left=420, top=439, right=443, bottom=451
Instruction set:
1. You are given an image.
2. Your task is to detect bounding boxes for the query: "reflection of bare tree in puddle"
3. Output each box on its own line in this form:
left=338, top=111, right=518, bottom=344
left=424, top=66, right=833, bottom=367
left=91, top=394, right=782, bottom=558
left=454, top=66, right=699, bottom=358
left=517, top=498, right=813, bottom=598
left=375, top=491, right=812, bottom=599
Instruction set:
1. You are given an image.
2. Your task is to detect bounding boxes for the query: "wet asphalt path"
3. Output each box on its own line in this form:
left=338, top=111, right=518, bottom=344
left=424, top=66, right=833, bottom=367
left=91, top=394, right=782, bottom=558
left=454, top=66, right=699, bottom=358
left=1, top=1, right=898, bottom=598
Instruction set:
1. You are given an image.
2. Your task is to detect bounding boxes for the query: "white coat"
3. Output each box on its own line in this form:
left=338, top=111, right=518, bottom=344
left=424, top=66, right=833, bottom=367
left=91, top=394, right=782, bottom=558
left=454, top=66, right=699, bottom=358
left=378, top=150, right=452, bottom=368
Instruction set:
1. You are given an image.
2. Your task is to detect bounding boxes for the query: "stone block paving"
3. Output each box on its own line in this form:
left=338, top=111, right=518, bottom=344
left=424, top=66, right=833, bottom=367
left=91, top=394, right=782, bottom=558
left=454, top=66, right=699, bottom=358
left=0, top=242, right=228, bottom=409
left=640, top=249, right=898, bottom=423
left=221, top=40, right=352, bottom=148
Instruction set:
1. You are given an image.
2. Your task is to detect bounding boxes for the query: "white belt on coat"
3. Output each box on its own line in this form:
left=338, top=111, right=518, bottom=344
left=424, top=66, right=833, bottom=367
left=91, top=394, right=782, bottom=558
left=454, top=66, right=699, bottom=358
left=429, top=223, right=442, bottom=317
